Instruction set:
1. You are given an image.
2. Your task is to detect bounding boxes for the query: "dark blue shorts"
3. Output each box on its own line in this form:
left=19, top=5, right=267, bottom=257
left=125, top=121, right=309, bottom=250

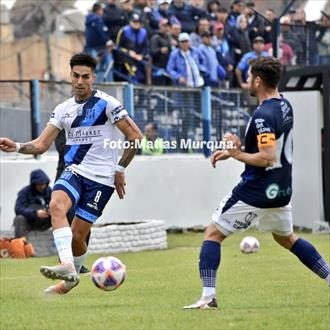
left=53, top=170, right=115, bottom=223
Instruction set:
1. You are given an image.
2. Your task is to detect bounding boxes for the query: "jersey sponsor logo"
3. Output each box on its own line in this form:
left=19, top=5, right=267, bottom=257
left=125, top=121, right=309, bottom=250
left=255, top=118, right=272, bottom=134
left=87, top=202, right=99, bottom=211
left=111, top=105, right=125, bottom=116
left=257, top=133, right=275, bottom=148
left=265, top=183, right=279, bottom=199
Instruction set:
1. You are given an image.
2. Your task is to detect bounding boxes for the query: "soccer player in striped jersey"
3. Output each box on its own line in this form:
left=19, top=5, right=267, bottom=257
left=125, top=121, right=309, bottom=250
left=184, top=56, right=330, bottom=309
left=0, top=53, right=143, bottom=294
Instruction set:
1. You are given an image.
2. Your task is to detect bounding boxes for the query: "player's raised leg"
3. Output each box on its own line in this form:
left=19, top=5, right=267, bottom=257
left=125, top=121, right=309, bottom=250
left=40, top=190, right=78, bottom=283
left=272, top=233, right=330, bottom=286
left=183, top=223, right=227, bottom=309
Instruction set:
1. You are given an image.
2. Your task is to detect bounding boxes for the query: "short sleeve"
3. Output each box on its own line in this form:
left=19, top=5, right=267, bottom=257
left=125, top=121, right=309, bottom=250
left=105, top=97, right=128, bottom=124
left=252, top=112, right=276, bottom=148
left=48, top=104, right=64, bottom=130
left=237, top=54, right=249, bottom=73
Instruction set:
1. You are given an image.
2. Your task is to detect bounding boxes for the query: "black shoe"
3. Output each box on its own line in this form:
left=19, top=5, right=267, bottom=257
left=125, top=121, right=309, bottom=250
left=80, top=265, right=90, bottom=274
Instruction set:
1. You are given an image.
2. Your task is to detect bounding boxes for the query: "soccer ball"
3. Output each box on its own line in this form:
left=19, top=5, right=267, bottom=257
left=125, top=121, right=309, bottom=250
left=239, top=236, right=260, bottom=254
left=91, top=256, right=126, bottom=291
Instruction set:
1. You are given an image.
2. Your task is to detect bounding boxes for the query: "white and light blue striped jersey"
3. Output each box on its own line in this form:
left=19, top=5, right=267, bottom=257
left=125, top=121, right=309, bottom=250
left=49, top=89, right=128, bottom=187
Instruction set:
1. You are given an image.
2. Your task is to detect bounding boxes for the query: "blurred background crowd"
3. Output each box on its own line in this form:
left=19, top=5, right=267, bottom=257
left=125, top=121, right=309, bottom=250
left=0, top=0, right=329, bottom=88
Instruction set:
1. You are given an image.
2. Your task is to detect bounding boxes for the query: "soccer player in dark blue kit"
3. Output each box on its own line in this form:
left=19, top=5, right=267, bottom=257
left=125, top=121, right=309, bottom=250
left=184, top=56, right=330, bottom=309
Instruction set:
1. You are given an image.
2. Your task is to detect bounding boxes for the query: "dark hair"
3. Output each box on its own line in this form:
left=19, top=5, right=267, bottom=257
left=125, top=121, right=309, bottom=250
left=207, top=0, right=221, bottom=14
left=70, top=53, right=97, bottom=71
left=92, top=3, right=103, bottom=13
left=217, top=7, right=228, bottom=14
left=249, top=56, right=282, bottom=89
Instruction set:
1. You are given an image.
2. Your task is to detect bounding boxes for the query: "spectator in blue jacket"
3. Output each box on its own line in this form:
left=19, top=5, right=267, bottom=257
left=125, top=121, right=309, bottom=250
left=84, top=3, right=109, bottom=58
left=168, top=0, right=207, bottom=33
left=235, top=36, right=270, bottom=89
left=13, top=169, right=52, bottom=238
left=166, top=32, right=205, bottom=87
left=198, top=32, right=226, bottom=87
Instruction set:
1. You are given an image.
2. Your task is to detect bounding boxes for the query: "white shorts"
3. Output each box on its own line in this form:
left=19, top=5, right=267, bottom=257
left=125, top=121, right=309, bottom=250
left=211, top=193, right=293, bottom=237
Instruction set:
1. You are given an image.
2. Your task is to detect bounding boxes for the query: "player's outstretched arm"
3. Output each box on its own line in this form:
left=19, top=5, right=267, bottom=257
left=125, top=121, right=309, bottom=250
left=224, top=133, right=276, bottom=167
left=0, top=124, right=60, bottom=155
left=114, top=116, right=143, bottom=199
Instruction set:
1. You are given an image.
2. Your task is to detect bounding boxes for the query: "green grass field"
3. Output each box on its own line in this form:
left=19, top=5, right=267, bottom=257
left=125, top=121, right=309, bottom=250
left=1, top=231, right=329, bottom=330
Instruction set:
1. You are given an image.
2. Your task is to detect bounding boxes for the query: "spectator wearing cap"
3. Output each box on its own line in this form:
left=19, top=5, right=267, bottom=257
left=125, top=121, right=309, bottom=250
left=245, top=1, right=265, bottom=42
left=151, top=18, right=172, bottom=85
left=317, top=12, right=330, bottom=65
left=115, top=13, right=150, bottom=83
left=227, top=14, right=251, bottom=66
left=228, top=0, right=245, bottom=27
left=166, top=32, right=206, bottom=87
left=166, top=32, right=206, bottom=143
left=198, top=32, right=226, bottom=87
left=157, top=0, right=178, bottom=23
left=190, top=18, right=211, bottom=48
left=103, top=0, right=129, bottom=42
left=212, top=23, right=234, bottom=81
left=264, top=8, right=276, bottom=44
left=168, top=0, right=208, bottom=34
left=207, top=0, right=221, bottom=21
left=84, top=3, right=110, bottom=58
left=235, top=36, right=270, bottom=89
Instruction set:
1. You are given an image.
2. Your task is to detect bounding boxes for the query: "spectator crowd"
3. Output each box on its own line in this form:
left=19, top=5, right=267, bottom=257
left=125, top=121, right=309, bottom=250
left=83, top=0, right=330, bottom=88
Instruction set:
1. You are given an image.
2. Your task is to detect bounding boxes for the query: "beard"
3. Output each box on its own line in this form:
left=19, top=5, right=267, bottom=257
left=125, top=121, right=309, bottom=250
left=249, top=88, right=256, bottom=97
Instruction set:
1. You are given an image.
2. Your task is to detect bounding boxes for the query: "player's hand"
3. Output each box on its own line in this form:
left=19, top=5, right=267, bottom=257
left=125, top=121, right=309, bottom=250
left=211, top=150, right=230, bottom=168
left=0, top=138, right=16, bottom=152
left=115, top=171, right=126, bottom=199
left=223, top=133, right=241, bottom=158
left=37, top=209, right=49, bottom=219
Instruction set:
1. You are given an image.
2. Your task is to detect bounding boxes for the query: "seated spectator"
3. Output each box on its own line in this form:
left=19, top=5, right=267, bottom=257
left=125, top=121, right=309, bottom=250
left=84, top=3, right=110, bottom=58
left=264, top=8, right=276, bottom=43
left=245, top=1, right=265, bottom=42
left=317, top=12, right=330, bottom=65
left=207, top=0, right=222, bottom=21
left=133, top=0, right=148, bottom=23
left=198, top=32, right=226, bottom=87
left=228, top=0, right=245, bottom=27
left=141, top=123, right=164, bottom=155
left=115, top=13, right=150, bottom=83
left=13, top=169, right=52, bottom=238
left=158, top=0, right=177, bottom=23
left=190, top=18, right=211, bottom=48
left=166, top=32, right=205, bottom=87
left=264, top=34, right=295, bottom=65
left=227, top=14, right=251, bottom=66
left=151, top=18, right=172, bottom=85
left=169, top=19, right=182, bottom=49
left=235, top=36, right=270, bottom=89
left=103, top=0, right=129, bottom=42
left=191, top=0, right=205, bottom=9
left=168, top=0, right=207, bottom=33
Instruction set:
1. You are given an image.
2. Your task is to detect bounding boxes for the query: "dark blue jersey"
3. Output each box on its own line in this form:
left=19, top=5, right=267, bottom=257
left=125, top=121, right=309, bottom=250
left=232, top=96, right=293, bottom=208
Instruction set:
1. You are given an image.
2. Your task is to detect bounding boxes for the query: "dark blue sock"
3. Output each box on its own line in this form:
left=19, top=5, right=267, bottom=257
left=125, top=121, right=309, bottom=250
left=290, top=238, right=330, bottom=279
left=199, top=240, right=221, bottom=287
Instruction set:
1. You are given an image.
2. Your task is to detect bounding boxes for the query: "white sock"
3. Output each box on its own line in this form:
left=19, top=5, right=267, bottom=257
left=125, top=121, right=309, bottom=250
left=53, top=227, right=74, bottom=265
left=326, top=273, right=330, bottom=286
left=202, top=287, right=216, bottom=298
left=73, top=252, right=87, bottom=274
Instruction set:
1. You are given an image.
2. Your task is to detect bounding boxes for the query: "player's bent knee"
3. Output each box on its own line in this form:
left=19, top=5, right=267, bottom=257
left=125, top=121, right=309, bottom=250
left=205, top=223, right=227, bottom=243
left=272, top=232, right=298, bottom=249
